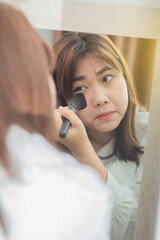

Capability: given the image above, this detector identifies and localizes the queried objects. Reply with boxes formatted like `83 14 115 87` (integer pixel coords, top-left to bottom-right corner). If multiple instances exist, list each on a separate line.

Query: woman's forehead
75 55 115 73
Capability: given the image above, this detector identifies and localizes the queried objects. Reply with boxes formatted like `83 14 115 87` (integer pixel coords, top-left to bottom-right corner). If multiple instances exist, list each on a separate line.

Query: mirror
35 27 160 240
36 28 155 239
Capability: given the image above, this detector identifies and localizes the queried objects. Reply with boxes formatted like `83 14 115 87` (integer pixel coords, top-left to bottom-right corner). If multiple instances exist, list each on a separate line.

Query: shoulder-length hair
53 32 144 165
0 3 55 175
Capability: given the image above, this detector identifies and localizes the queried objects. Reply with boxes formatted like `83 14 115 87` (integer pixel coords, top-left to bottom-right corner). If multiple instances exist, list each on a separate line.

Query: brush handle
59 92 86 138
59 118 71 138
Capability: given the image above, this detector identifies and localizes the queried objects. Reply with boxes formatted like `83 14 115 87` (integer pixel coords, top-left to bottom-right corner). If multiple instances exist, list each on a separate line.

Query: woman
0 4 112 240
52 32 149 240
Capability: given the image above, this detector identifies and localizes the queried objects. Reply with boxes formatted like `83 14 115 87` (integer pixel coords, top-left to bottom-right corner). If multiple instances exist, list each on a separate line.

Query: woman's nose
92 86 109 107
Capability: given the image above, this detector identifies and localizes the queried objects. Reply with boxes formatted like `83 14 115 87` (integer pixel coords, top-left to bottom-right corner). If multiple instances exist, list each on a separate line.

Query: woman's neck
86 128 116 152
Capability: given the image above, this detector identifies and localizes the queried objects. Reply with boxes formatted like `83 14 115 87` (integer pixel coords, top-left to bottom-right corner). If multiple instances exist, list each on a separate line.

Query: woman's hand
54 106 89 152
54 106 108 181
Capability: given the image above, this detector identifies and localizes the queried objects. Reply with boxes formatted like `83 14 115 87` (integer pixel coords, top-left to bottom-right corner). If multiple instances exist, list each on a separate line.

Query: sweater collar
97 138 115 159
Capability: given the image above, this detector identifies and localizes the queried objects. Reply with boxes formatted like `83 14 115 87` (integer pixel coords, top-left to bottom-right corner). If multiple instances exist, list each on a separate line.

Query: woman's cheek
123 84 129 106
120 83 129 114
76 108 86 119
123 84 129 100
76 107 89 123
118 77 129 105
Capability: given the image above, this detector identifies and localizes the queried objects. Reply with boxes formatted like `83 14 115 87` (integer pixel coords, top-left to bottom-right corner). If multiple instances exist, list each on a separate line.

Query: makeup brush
59 93 87 138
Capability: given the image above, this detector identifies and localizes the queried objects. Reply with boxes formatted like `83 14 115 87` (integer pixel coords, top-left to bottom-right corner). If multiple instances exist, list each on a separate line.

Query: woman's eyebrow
73 76 85 82
97 66 112 75
73 66 113 82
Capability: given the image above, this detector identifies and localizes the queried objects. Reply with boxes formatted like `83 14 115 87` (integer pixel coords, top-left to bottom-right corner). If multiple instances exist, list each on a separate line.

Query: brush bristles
68 93 87 110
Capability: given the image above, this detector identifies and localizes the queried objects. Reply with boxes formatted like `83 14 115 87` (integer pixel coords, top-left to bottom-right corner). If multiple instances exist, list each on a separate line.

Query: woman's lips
97 112 114 120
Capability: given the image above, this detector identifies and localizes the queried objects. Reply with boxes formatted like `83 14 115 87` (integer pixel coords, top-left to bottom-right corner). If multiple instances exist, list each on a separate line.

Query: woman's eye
102 75 112 82
73 86 86 93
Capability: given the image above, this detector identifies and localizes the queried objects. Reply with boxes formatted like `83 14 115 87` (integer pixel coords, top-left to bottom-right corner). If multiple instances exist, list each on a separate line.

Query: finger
53 109 63 131
54 109 62 120
58 106 82 127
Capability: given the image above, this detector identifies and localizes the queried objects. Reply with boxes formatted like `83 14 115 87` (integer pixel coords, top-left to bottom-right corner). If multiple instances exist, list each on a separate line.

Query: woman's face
48 75 57 110
72 55 128 136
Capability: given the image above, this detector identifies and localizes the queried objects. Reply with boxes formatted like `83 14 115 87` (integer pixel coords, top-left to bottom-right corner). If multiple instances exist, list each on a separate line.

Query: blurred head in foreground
0 3 56 174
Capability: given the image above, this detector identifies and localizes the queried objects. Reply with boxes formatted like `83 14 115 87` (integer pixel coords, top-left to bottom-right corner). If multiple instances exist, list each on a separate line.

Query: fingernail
59 106 64 112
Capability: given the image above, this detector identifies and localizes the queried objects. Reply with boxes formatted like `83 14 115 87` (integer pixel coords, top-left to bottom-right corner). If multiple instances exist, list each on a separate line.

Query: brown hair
53 32 144 165
0 3 55 175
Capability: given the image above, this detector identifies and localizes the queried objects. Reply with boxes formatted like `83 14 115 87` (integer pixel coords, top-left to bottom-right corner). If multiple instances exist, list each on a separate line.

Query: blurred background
37 29 156 111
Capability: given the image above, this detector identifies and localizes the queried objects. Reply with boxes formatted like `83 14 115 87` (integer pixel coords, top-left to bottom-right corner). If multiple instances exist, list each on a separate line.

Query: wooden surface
133 40 160 240
62 1 160 39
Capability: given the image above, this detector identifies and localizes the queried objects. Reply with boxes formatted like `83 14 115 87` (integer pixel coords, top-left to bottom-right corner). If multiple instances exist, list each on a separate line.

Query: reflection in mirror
37 28 156 110
37 29 152 240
